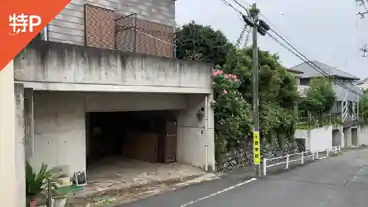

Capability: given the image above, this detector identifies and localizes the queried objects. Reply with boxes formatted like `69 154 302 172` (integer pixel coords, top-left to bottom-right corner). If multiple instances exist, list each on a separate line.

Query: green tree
176 22 300 155
299 77 336 115
223 48 299 144
359 89 368 121
175 21 235 66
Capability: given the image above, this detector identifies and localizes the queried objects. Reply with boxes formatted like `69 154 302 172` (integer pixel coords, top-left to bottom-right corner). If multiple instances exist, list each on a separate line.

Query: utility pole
242 3 269 177
250 3 261 177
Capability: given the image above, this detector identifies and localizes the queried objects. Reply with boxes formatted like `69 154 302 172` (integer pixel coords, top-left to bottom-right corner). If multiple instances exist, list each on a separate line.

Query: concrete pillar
207 93 215 171
341 132 345 148
0 60 18 206
15 83 26 207
24 88 34 159
342 127 353 148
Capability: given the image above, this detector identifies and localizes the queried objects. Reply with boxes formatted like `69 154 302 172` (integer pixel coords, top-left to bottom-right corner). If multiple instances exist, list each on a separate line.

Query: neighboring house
290 61 361 123
291 61 362 151
12 1 215 206
355 77 368 91
286 68 309 98
286 68 303 84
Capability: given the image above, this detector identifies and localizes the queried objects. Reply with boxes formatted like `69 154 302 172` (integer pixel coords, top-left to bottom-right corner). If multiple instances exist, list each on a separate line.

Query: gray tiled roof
356 77 368 85
290 61 359 80
332 84 361 101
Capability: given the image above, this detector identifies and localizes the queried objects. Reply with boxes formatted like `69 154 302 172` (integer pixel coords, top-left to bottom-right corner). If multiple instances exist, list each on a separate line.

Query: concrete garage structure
14 41 215 189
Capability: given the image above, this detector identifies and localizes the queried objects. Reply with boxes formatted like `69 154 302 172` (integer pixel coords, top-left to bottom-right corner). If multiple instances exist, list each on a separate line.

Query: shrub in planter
51 190 68 207
25 162 62 207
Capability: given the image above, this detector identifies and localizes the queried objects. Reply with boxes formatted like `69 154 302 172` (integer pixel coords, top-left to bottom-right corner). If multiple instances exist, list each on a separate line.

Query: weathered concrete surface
14 41 212 94
68 157 219 207
29 91 215 176
119 149 368 207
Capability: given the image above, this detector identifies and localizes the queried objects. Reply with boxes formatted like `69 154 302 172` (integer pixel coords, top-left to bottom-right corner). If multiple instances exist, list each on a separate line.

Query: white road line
180 178 257 207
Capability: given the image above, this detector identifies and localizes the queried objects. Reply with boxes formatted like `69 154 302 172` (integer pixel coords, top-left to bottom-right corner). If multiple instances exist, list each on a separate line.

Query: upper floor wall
45 0 175 57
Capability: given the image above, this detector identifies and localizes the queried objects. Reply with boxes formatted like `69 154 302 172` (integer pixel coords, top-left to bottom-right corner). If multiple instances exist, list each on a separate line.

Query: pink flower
211 69 224 77
223 90 228 94
224 74 229 79
228 74 239 82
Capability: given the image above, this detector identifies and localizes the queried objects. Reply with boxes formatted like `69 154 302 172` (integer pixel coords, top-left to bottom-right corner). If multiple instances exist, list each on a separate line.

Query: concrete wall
177 94 215 171
0 61 18 207
14 41 212 94
309 126 333 153
48 0 175 45
30 92 86 176
29 91 207 176
296 126 334 153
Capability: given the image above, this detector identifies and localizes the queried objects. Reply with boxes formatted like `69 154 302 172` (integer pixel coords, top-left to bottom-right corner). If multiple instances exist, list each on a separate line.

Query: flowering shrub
211 69 252 155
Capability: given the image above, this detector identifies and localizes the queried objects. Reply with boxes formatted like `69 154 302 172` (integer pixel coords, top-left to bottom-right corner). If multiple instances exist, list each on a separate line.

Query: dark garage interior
86 110 178 167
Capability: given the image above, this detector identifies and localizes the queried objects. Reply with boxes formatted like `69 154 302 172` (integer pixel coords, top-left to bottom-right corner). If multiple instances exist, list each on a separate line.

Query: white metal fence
262 145 341 176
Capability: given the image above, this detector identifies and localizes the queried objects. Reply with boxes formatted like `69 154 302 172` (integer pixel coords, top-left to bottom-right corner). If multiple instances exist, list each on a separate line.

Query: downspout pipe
204 95 209 171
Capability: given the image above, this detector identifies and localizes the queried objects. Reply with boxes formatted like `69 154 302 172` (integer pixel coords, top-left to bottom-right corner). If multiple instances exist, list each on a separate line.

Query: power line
220 0 244 15
230 0 250 15
228 0 362 96
268 28 362 96
221 0 361 96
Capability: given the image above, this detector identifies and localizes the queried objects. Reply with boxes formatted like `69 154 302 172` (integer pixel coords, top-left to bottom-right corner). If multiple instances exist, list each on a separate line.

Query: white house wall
29 91 197 176
0 62 19 207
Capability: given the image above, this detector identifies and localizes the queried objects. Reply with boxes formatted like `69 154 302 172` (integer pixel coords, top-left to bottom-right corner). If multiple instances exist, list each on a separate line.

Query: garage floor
72 156 206 198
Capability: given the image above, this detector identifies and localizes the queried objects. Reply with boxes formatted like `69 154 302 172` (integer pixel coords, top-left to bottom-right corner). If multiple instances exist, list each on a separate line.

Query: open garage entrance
86 110 178 166
332 129 341 147
352 128 358 146
83 109 206 195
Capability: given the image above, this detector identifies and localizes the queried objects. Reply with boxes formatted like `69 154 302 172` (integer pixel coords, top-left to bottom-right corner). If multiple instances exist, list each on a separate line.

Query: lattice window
85 4 174 58
116 14 174 58
85 4 115 49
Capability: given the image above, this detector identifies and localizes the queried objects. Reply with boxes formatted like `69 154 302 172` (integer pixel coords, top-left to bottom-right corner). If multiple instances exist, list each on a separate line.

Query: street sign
253 131 260 165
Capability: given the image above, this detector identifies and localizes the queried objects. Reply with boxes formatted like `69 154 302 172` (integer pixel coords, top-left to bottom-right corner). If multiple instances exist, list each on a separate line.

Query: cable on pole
221 0 362 96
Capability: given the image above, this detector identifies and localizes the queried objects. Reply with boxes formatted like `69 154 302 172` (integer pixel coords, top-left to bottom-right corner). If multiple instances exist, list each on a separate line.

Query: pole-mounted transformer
242 13 270 36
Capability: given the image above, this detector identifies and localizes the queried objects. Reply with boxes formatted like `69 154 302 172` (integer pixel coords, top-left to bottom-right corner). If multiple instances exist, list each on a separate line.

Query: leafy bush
26 162 62 200
211 68 252 156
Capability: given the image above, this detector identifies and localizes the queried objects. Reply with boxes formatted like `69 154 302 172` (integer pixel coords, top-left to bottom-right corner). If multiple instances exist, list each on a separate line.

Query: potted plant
25 162 62 207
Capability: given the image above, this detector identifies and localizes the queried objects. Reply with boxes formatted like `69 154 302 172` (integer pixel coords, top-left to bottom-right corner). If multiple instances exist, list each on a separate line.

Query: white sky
176 0 368 78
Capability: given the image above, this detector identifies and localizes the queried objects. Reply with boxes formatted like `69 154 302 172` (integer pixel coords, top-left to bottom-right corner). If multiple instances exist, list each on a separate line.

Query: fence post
338 145 341 152
263 158 267 176
316 151 319 159
301 152 304 164
312 152 315 160
205 144 208 172
285 154 290 169
326 148 329 157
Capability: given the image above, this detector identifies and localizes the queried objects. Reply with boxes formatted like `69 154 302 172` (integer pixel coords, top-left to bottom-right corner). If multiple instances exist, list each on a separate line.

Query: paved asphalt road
120 149 368 207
